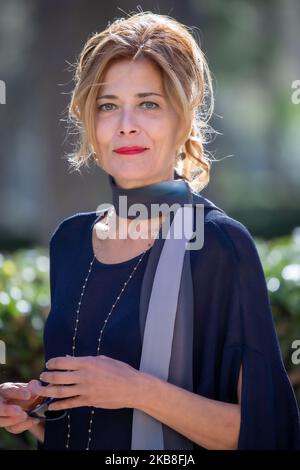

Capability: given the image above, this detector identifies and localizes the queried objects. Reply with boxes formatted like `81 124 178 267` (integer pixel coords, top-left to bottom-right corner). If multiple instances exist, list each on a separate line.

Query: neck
108 170 188 220
99 209 165 242
101 170 192 242
113 169 176 190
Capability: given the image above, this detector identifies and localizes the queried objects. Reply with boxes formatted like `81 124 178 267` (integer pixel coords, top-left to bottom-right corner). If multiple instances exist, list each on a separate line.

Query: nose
117 109 140 136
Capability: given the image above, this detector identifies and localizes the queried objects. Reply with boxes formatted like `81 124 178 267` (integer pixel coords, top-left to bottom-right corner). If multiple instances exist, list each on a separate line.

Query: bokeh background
0 0 299 450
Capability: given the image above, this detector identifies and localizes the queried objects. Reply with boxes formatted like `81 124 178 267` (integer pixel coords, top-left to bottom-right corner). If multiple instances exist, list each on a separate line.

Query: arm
33 356 242 449
134 365 242 450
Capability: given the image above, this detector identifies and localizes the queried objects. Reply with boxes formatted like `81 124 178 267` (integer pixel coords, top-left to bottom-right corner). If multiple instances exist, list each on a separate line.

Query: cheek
95 119 114 146
147 113 179 142
145 119 170 142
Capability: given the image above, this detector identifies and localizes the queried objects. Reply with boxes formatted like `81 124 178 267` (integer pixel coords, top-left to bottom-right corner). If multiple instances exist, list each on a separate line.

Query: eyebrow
96 92 165 100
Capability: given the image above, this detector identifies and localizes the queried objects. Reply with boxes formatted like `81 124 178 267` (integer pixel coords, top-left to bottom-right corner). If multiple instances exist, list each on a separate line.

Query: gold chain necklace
65 245 150 450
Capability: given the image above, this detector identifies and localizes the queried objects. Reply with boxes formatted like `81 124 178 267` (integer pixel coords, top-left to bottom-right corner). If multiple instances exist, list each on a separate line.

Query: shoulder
191 192 261 268
49 211 97 247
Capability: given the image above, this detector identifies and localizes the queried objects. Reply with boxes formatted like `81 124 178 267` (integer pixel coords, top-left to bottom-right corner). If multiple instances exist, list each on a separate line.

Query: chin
112 168 154 185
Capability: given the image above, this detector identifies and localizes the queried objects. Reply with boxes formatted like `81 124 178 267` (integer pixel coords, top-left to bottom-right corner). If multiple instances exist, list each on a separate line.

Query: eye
96 101 159 112
97 103 116 112
140 101 159 109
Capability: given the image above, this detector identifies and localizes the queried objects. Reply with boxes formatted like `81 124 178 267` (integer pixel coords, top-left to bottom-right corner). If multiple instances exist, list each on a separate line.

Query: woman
1 11 300 450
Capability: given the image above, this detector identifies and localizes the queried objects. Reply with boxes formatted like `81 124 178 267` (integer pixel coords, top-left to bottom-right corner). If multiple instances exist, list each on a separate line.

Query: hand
0 381 41 434
30 355 142 411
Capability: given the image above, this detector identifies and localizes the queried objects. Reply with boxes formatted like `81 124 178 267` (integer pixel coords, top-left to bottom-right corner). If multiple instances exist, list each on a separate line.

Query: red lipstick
113 146 148 155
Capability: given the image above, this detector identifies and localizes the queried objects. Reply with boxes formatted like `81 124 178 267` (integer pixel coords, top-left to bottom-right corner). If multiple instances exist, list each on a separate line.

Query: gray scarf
107 173 195 450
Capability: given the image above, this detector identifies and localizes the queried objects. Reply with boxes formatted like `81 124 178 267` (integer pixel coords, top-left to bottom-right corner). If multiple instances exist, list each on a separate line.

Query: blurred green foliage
255 228 300 391
0 232 300 449
0 248 49 450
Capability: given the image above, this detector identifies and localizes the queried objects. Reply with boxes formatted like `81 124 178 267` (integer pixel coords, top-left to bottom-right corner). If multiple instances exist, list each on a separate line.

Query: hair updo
67 10 217 193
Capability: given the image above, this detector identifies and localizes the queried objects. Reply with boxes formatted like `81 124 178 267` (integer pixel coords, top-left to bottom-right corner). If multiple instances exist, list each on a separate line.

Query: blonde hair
67 10 217 193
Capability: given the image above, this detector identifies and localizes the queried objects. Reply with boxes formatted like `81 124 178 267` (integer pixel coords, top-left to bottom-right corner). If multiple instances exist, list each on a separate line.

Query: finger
1 384 31 401
5 417 40 434
12 383 30 390
0 412 28 427
46 356 90 371
48 396 83 411
0 403 26 417
39 371 80 385
30 382 82 399
27 380 45 396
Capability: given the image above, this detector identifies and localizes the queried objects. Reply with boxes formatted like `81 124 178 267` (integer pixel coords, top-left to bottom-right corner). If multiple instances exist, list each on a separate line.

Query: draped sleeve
192 210 300 450
36 222 62 450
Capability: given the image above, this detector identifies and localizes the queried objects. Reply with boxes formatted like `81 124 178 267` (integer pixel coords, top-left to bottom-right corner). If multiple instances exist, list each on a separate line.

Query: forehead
100 57 163 92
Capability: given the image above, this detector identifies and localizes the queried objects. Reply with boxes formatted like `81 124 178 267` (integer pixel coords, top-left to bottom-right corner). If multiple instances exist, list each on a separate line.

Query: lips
113 146 148 155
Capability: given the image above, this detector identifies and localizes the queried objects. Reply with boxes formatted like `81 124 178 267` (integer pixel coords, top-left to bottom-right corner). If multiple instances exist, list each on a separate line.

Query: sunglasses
27 396 67 421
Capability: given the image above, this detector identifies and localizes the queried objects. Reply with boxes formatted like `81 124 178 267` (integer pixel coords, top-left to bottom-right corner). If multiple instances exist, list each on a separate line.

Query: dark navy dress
38 195 300 450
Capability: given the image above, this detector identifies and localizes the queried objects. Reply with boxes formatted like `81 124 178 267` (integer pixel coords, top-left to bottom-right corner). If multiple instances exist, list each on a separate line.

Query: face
94 57 183 189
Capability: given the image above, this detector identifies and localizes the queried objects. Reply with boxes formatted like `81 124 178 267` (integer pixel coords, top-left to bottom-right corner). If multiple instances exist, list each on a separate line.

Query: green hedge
255 229 300 393
0 231 300 449
0 248 49 450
